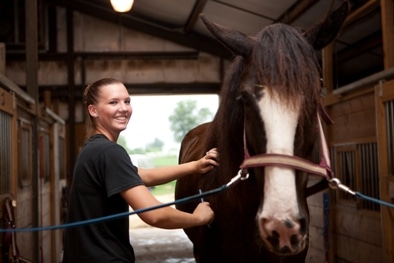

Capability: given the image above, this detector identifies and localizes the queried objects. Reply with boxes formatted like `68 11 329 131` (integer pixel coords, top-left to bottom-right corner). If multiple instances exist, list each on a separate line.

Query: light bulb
110 0 134 13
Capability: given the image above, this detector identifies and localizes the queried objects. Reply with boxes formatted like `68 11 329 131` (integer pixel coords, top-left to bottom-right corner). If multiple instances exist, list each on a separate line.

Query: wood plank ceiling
52 0 384 86
2 0 384 94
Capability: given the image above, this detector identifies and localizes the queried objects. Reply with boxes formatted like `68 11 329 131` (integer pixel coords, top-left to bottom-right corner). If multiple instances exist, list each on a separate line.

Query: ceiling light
110 0 134 13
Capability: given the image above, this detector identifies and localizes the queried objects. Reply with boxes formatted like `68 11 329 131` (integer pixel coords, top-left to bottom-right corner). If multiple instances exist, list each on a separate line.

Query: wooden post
379 0 394 260
25 0 40 262
376 80 394 263
322 43 334 94
381 0 394 68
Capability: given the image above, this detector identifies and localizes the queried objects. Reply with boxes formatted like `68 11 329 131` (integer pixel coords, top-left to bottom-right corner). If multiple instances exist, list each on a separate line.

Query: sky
120 94 219 152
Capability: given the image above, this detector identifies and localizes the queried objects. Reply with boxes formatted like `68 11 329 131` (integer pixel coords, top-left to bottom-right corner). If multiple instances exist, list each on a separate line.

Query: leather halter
240 103 334 181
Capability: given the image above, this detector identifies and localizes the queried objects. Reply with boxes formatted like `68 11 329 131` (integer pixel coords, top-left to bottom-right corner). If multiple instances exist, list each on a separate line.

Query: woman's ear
88 104 98 117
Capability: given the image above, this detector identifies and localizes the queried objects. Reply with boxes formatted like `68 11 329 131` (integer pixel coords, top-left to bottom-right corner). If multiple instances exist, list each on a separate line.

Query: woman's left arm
139 148 219 187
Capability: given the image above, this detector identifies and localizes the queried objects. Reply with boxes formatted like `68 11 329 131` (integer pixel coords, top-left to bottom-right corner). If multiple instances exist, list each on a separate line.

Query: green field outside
151 154 178 196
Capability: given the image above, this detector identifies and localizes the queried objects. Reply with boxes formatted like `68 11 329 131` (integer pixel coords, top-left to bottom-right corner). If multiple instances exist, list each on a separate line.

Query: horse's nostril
259 216 307 255
266 230 280 248
290 234 300 249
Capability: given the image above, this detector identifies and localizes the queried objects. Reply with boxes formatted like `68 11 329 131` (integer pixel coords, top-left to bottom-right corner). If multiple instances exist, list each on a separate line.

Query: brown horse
175 2 349 263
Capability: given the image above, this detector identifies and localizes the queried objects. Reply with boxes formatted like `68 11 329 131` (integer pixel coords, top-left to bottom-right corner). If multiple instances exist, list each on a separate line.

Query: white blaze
257 89 302 251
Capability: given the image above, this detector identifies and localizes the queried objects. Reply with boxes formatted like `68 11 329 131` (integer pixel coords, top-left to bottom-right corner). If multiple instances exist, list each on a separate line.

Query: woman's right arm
120 185 214 229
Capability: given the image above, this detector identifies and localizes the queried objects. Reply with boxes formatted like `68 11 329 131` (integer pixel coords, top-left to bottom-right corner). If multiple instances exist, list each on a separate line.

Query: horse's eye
254 84 266 99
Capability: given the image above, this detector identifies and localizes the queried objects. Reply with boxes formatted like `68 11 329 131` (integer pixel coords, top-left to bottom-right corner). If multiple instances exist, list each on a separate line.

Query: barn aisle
129 194 195 263
130 227 195 263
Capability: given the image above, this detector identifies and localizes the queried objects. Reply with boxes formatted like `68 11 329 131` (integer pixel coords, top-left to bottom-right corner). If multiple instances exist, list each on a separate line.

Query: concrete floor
130 227 195 263
129 194 196 263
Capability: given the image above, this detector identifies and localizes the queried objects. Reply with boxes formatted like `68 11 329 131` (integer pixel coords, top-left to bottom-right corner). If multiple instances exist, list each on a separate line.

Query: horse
174 2 350 262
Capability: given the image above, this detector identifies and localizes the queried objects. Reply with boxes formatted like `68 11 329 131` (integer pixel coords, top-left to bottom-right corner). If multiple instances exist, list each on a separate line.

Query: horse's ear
200 14 255 58
304 1 350 50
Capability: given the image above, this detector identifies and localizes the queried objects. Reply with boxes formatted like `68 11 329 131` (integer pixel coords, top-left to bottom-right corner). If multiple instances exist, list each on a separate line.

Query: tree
117 135 133 153
169 100 212 143
146 138 164 152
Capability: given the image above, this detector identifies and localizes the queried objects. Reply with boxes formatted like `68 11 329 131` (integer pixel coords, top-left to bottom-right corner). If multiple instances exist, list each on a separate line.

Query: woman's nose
119 102 129 111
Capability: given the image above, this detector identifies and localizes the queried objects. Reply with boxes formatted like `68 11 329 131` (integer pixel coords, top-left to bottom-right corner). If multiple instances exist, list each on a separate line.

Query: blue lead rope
0 184 228 233
328 177 394 208
1 175 394 233
355 192 394 208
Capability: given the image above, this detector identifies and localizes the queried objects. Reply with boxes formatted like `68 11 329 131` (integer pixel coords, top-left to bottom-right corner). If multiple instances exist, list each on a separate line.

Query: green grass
152 155 178 167
150 154 178 196
151 180 176 196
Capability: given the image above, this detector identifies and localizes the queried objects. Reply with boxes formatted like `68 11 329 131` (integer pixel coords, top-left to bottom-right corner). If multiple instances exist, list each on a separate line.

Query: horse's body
175 2 349 262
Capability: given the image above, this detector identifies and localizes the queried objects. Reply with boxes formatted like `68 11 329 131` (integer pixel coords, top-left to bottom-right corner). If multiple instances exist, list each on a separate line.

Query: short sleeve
98 144 144 197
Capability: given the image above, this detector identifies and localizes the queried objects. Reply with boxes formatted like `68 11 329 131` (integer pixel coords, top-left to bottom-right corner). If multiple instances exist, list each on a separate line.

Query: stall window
332 142 380 211
0 110 12 194
39 131 51 182
18 121 32 187
59 137 66 180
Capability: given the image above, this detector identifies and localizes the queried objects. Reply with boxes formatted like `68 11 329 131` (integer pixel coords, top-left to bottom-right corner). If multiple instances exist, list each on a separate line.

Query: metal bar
333 67 394 95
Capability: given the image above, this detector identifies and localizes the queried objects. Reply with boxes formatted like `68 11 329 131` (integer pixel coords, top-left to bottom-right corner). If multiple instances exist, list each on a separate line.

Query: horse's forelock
253 23 321 130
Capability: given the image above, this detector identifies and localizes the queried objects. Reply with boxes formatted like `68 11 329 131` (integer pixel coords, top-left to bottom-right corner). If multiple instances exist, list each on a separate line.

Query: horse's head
201 1 349 256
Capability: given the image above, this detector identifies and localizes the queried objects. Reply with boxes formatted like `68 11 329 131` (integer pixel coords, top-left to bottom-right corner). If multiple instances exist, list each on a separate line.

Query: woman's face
88 82 132 141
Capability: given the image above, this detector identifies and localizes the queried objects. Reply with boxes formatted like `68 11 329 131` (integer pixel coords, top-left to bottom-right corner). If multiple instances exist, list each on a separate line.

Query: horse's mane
205 56 246 176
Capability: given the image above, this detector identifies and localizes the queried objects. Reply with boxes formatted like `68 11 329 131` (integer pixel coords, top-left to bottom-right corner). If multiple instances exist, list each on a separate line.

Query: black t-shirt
63 134 144 263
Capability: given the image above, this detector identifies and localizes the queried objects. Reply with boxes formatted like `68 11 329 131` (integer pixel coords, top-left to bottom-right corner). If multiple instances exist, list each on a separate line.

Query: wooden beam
66 0 76 187
46 0 232 59
7 51 200 61
184 0 208 33
381 0 394 68
25 0 40 262
344 0 379 27
322 43 334 94
37 82 221 100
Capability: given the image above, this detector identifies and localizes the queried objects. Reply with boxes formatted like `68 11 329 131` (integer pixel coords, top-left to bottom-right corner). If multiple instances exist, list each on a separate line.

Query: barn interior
0 0 393 262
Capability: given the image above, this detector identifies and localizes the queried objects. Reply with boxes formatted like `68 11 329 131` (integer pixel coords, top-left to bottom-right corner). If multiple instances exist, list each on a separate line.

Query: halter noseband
240 102 334 181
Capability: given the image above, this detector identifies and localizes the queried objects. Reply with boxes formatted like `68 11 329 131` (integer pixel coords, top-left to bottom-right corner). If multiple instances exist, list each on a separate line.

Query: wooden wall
306 181 329 263
328 86 382 263
306 0 394 262
0 81 67 263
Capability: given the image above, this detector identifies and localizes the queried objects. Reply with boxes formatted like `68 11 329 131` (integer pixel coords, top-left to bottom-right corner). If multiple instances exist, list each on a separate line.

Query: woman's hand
195 148 219 174
193 202 215 225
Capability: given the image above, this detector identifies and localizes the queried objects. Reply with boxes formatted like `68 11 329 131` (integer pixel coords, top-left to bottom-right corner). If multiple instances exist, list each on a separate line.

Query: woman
63 78 218 262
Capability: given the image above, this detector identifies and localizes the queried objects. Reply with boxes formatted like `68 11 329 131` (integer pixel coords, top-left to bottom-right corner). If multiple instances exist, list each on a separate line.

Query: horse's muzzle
258 216 308 255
